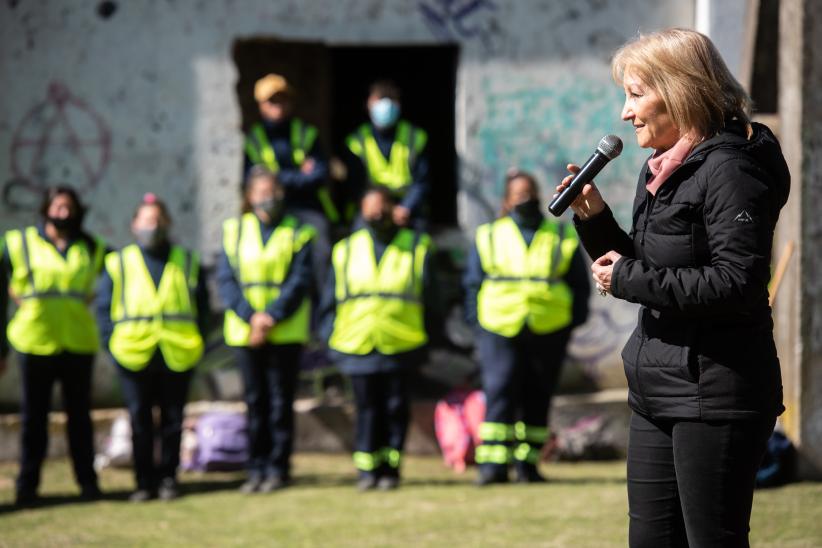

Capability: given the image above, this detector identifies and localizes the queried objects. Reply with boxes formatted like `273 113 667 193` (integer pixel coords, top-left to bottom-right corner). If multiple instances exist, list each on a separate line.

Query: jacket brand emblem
734 210 754 223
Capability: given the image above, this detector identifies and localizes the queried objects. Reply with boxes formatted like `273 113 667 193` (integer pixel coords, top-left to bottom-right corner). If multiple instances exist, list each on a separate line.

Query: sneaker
258 476 287 493
239 476 263 494
376 476 399 491
356 474 378 492
158 478 180 501
475 467 509 487
129 489 155 503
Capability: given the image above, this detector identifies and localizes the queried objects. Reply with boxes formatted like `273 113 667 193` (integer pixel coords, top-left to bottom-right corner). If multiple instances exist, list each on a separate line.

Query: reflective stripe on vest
244 119 339 223
345 120 427 195
107 244 204 372
222 213 315 346
328 228 429 356
476 216 578 338
4 226 104 355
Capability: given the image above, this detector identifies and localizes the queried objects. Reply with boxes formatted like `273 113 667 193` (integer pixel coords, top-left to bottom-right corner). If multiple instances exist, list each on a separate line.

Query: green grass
0 455 820 547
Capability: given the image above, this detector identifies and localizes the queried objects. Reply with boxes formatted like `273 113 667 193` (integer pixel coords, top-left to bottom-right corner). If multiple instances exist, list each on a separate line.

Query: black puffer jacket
575 121 790 421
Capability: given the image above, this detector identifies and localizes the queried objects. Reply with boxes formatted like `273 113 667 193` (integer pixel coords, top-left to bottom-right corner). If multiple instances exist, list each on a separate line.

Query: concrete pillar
695 0 760 88
776 0 822 478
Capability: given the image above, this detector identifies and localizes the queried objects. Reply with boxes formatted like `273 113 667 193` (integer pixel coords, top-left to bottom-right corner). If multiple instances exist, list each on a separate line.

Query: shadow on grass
0 473 627 515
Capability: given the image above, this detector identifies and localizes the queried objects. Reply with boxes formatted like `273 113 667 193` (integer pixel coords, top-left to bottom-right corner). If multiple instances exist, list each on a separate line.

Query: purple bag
191 412 249 471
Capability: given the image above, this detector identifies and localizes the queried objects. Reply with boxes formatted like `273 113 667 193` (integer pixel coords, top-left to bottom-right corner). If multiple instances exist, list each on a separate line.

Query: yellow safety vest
106 244 204 372
476 216 578 338
345 120 428 195
4 226 105 356
222 213 315 346
244 118 339 223
329 228 429 355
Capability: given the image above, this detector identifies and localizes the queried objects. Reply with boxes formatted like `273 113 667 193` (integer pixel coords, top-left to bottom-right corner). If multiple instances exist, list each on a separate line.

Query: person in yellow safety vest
463 170 591 486
318 186 441 491
244 73 335 291
95 194 209 502
216 166 315 494
0 186 107 506
343 79 430 229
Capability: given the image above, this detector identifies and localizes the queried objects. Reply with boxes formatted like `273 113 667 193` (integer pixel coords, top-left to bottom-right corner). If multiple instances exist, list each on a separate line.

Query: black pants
476 327 570 470
349 370 410 477
627 412 775 548
116 352 192 490
17 352 97 494
235 344 301 479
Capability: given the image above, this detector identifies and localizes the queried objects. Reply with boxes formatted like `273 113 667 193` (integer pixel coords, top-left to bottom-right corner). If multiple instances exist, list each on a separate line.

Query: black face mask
134 227 168 250
366 215 396 241
512 199 543 225
251 198 283 221
47 215 80 233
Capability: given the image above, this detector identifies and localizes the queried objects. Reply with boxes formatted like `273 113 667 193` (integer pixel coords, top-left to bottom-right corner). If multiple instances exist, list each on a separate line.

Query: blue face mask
369 98 400 129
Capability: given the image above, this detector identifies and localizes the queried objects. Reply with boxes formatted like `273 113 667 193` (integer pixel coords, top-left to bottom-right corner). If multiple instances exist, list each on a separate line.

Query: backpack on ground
190 411 249 472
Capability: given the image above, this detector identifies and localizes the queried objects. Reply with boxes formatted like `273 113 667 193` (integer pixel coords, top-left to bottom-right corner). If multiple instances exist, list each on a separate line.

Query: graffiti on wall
418 0 503 53
460 75 646 376
3 81 111 211
472 76 641 221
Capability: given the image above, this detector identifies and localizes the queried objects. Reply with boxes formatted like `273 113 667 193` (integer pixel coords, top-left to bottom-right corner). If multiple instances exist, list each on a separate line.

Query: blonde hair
611 28 751 139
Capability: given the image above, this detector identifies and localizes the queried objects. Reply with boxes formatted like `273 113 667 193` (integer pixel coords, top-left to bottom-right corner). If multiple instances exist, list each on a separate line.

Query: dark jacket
462 212 591 332
574 121 789 421
243 118 329 213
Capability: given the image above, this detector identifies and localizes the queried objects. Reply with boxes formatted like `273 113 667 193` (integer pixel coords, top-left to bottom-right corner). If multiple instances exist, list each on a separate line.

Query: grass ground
0 454 820 547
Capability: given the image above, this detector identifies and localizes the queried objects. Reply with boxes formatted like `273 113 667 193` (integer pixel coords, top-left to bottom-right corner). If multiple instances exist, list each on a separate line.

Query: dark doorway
232 39 332 148
232 40 459 227
329 45 459 226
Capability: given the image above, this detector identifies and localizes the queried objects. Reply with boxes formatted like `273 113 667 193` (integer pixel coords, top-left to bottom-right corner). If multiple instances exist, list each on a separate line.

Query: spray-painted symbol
4 81 111 210
418 0 502 53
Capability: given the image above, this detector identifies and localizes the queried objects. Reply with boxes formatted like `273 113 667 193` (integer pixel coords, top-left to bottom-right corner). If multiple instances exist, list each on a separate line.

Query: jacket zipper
633 152 705 411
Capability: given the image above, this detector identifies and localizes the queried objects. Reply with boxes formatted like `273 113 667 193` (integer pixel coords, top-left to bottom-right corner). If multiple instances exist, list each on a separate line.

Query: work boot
14 489 39 507
239 475 263 494
475 465 509 487
80 483 103 501
356 473 378 492
129 489 155 503
515 461 547 484
258 475 287 493
158 478 180 501
376 475 400 491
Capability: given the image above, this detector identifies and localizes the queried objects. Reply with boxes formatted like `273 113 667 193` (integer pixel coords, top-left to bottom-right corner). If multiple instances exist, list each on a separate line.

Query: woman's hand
592 250 622 295
556 163 607 220
249 312 275 347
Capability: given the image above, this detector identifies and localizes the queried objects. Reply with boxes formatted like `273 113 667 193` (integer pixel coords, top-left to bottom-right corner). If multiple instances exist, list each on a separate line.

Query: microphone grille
597 134 624 160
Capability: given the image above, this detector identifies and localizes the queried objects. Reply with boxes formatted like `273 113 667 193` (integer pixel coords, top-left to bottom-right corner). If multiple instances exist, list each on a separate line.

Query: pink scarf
646 136 695 195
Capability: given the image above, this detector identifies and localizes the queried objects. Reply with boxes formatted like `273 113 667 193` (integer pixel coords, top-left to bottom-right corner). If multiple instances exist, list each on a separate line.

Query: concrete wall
0 0 695 406
776 0 822 478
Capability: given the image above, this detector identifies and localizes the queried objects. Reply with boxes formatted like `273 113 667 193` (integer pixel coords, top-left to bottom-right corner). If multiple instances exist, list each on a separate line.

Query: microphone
548 134 623 216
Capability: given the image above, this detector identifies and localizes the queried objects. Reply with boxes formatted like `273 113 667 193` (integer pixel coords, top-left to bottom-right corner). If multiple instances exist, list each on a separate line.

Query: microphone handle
548 151 610 216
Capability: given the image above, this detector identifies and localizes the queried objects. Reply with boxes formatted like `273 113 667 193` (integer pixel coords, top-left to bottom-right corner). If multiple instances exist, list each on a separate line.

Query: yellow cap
254 74 292 103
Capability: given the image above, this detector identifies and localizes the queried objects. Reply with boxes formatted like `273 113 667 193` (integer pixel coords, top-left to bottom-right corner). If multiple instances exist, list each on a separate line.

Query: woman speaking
558 28 789 547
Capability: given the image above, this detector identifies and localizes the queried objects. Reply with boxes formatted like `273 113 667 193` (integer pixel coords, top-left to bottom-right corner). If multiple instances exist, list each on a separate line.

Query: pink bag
434 389 486 472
